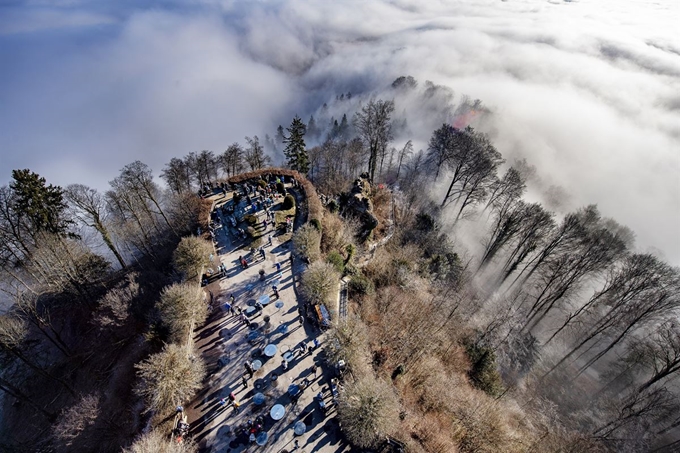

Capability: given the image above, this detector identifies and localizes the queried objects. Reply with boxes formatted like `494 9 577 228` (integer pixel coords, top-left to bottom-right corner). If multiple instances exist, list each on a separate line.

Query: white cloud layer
0 0 678 262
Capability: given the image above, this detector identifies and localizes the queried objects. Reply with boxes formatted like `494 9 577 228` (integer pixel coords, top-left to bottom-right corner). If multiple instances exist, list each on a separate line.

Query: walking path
186 186 351 453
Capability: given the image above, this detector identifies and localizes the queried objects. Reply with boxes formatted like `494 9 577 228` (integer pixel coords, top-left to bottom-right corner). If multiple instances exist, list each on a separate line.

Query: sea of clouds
0 0 678 262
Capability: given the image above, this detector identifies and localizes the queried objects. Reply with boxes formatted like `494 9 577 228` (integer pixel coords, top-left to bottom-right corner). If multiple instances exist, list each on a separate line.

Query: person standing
282 359 288 371
233 401 240 413
242 375 248 388
268 235 273 247
260 247 266 261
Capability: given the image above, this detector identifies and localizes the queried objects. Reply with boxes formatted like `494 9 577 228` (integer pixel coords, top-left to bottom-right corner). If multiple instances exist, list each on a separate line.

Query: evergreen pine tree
339 113 349 140
276 125 286 148
10 169 73 236
307 115 319 141
283 116 310 174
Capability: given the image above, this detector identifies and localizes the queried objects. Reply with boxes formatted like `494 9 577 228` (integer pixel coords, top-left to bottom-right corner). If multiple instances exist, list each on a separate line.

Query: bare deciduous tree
336 375 400 448
0 314 75 395
52 393 100 449
300 261 339 306
292 224 321 263
123 429 197 453
157 283 207 343
353 99 394 183
244 136 272 171
135 343 205 416
161 157 193 195
65 184 126 269
219 143 245 178
172 236 213 281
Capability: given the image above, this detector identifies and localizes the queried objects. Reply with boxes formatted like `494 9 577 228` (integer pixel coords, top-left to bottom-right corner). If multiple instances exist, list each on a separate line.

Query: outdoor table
259 294 271 306
270 404 285 420
293 421 306 436
253 392 265 405
247 331 260 341
252 359 262 371
288 384 301 397
245 306 256 316
278 324 288 334
274 301 284 309
256 432 268 446
283 351 294 362
264 344 278 357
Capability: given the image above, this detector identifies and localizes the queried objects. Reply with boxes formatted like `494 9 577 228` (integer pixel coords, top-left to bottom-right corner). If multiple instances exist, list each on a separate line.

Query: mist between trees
0 75 678 452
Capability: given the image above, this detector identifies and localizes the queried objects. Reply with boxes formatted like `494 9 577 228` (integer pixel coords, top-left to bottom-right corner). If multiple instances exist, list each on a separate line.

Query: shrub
327 199 339 213
464 340 504 397
135 344 205 417
320 213 346 254
349 274 374 296
157 283 208 343
336 375 400 449
243 214 258 225
173 237 213 281
276 182 286 195
257 179 267 188
310 218 322 232
345 243 356 265
282 194 296 210
124 429 197 453
293 224 321 263
301 261 339 306
327 250 345 274
250 236 263 249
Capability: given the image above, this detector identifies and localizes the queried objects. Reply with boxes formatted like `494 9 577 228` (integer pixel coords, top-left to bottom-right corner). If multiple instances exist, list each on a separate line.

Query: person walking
233 401 240 413
282 359 288 371
259 247 266 261
272 285 279 299
268 235 273 247
242 375 248 388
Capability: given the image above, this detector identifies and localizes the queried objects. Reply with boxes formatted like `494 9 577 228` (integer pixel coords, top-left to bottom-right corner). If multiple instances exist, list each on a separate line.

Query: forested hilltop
1 77 679 453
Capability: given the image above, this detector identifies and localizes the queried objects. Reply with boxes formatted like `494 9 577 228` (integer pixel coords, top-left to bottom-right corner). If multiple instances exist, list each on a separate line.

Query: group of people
219 391 240 413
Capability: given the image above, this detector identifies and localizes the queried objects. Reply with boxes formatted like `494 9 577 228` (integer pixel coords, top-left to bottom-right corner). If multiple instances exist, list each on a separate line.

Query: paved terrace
186 186 351 453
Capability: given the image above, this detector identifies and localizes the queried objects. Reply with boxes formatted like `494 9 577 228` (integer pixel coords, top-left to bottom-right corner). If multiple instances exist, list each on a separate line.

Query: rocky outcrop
341 175 378 241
